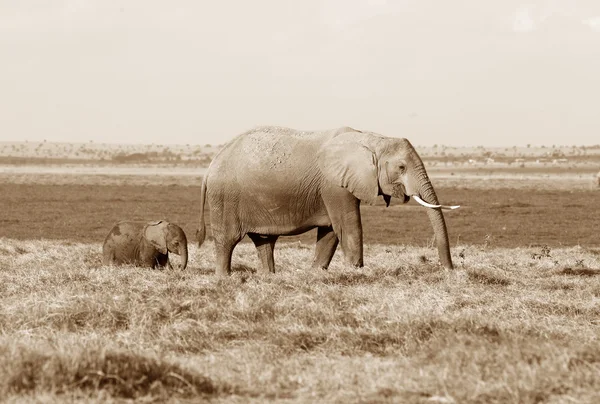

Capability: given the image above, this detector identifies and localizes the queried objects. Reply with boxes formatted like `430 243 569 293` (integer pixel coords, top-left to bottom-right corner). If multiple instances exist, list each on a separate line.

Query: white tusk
412 195 460 210
441 205 461 210
412 195 441 208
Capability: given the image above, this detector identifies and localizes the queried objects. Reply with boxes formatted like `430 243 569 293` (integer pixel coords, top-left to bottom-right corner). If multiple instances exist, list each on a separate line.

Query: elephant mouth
391 183 410 204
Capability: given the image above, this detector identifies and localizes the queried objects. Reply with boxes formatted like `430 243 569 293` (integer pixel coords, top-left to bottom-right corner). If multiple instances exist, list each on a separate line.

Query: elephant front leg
155 253 170 269
325 194 364 268
335 221 364 268
312 226 338 270
248 233 278 274
102 249 115 266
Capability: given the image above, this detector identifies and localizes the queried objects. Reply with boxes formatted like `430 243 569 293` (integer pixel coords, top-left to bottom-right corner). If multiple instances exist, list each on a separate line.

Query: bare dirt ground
2 176 599 248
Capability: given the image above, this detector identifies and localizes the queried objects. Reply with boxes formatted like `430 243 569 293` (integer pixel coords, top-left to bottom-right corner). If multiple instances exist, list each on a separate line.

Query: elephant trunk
179 243 188 270
415 168 453 269
168 224 189 270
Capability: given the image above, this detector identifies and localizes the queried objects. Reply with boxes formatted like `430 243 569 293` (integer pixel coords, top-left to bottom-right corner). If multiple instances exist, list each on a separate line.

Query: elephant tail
196 173 208 248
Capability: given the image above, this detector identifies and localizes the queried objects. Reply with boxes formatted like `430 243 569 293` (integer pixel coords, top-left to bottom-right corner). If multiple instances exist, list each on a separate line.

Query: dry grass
1 238 600 402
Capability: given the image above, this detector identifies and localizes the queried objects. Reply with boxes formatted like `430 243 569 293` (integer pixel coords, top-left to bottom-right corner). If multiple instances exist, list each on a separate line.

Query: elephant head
318 130 458 269
144 221 189 269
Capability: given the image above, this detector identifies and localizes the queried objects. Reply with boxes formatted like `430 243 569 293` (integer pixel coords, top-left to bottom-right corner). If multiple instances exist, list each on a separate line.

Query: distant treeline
0 154 212 166
111 151 212 164
425 154 600 164
0 156 98 165
1 152 598 167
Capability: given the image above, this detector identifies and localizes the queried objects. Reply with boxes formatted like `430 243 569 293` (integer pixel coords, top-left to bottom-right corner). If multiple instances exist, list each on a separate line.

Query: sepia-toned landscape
3 0 600 401
1 141 599 402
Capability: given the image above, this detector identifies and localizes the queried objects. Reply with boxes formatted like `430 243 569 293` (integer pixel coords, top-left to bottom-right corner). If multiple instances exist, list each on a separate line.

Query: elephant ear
317 133 379 204
144 221 168 254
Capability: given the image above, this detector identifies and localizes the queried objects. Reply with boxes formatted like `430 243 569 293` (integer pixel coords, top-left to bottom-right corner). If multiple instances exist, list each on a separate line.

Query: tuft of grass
320 271 377 286
2 347 227 400
560 267 600 277
531 244 552 260
467 268 512 286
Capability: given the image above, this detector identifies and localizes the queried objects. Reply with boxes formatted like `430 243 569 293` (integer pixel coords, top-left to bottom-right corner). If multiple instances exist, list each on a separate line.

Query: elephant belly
242 204 331 236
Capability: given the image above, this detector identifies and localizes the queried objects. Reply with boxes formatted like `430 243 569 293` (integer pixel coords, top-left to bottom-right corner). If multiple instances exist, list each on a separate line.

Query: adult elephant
197 126 458 276
102 220 188 269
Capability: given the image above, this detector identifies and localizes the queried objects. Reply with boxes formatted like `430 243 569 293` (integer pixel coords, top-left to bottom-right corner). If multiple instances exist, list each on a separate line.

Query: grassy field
1 239 600 402
1 165 600 402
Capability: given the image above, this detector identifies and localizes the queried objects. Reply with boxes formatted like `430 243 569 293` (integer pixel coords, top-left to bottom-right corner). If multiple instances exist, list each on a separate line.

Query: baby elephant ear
317 133 379 204
144 221 168 254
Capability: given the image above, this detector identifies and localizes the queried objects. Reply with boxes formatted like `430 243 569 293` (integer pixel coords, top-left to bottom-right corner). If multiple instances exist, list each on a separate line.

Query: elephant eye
398 165 406 173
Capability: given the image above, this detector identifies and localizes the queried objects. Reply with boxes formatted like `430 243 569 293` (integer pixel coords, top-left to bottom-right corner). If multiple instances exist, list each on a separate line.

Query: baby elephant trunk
168 224 189 270
178 243 188 270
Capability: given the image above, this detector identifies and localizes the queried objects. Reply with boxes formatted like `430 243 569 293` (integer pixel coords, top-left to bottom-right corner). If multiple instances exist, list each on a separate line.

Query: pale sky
1 0 599 146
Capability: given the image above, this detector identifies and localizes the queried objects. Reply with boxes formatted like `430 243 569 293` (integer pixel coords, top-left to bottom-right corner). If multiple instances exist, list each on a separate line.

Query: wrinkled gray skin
197 126 454 276
102 220 188 269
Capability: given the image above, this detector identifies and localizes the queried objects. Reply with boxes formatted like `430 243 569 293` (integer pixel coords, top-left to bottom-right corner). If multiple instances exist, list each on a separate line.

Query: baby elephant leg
155 253 170 269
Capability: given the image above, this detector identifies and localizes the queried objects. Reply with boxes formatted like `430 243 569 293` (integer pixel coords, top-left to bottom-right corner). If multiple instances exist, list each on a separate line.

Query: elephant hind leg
214 235 243 276
248 233 278 274
312 226 339 270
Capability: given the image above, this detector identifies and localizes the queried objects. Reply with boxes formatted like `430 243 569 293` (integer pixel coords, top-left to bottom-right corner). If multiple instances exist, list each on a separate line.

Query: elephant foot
311 261 329 270
344 256 364 268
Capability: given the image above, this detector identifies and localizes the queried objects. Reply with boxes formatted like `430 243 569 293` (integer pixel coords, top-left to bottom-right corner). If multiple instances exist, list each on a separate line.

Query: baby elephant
102 220 188 269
